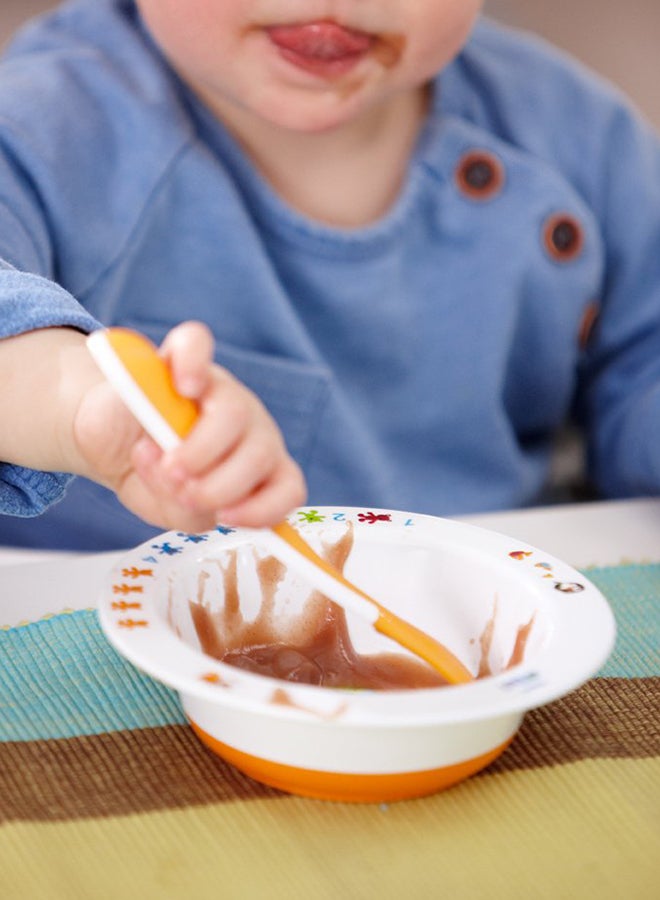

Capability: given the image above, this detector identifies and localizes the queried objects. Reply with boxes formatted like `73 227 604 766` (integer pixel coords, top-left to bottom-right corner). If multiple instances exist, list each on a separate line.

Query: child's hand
75 322 306 532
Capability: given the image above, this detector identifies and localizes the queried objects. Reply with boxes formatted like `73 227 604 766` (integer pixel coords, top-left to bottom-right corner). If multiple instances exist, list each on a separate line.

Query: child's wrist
0 327 98 475
57 335 112 481
55 333 107 478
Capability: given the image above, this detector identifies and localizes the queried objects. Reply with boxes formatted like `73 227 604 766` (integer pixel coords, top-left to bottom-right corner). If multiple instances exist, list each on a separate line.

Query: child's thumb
160 320 214 398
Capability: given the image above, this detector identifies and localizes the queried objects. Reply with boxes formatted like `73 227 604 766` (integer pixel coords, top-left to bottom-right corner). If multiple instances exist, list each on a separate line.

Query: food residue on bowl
186 526 536 691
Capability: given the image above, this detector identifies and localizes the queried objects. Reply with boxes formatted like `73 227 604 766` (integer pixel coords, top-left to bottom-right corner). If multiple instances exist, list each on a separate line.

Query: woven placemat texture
0 563 658 899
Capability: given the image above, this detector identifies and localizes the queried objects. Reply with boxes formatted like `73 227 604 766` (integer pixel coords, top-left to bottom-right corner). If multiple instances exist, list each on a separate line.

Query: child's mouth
266 21 374 78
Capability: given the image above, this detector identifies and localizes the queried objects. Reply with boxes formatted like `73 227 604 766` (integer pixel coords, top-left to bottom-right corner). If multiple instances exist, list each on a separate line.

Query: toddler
0 0 659 550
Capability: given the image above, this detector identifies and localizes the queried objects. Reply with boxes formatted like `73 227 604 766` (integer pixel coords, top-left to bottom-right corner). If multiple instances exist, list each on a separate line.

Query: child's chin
257 97 364 135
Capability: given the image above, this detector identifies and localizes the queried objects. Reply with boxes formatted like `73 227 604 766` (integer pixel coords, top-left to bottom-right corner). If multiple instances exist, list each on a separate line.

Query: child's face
137 1 483 132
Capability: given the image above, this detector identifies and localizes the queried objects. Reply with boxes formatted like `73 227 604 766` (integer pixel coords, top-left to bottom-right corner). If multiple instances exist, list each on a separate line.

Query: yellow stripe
1 757 657 899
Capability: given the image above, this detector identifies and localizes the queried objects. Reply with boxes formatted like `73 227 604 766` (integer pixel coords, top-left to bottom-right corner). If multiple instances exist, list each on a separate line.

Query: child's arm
0 322 306 530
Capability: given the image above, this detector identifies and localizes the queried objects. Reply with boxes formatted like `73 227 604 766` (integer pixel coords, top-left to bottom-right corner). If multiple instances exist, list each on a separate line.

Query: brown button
543 214 584 262
455 151 504 200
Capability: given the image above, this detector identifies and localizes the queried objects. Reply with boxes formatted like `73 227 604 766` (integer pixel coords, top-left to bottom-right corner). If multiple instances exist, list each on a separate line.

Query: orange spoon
87 327 473 685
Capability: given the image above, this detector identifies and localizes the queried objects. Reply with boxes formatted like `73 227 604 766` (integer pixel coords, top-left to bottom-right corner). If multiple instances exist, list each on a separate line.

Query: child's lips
266 21 374 77
267 22 373 59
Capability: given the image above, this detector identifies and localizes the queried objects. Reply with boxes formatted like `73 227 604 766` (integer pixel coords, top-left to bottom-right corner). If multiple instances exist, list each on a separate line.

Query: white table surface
460 496 660 568
2 497 660 629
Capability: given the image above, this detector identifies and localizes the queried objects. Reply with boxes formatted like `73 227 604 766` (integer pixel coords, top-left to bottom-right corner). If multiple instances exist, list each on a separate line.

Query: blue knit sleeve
572 102 660 496
0 265 100 517
0 466 73 517
0 264 100 516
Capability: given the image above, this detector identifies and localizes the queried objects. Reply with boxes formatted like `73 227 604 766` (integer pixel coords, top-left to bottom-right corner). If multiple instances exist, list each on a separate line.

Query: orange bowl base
189 720 513 803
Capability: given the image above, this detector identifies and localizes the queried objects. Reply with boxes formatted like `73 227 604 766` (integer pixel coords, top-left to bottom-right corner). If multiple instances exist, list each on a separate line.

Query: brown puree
188 526 535 691
218 603 448 690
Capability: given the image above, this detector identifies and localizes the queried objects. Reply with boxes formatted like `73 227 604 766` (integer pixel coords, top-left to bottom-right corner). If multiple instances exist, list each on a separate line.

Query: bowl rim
98 506 616 726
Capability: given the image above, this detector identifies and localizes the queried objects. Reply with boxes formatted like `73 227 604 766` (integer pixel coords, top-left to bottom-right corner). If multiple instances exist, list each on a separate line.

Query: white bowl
98 507 615 802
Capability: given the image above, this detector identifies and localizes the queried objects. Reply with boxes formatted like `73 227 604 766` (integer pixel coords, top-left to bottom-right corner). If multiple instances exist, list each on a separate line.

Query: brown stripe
1 677 657 822
491 676 659 773
0 719 280 822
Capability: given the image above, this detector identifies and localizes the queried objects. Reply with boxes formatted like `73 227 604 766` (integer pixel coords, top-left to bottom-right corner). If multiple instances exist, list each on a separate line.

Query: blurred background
1 0 659 128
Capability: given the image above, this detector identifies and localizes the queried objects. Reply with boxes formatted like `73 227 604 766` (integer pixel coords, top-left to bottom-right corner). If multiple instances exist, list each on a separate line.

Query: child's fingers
159 320 214 398
129 435 305 530
119 468 220 535
127 339 307 529
130 434 164 472
164 373 264 477
216 459 307 528
128 437 218 531
177 425 289 511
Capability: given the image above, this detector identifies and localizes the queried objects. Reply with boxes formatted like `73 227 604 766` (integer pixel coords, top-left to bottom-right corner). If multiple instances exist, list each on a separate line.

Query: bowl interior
100 507 616 729
160 519 550 685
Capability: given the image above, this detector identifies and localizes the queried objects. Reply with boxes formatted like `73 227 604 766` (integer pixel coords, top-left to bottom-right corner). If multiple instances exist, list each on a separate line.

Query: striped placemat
1 564 658 899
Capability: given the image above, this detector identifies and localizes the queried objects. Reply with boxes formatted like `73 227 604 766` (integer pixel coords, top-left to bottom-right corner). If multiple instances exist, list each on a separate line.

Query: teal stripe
0 563 657 742
584 564 660 678
1 610 185 741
